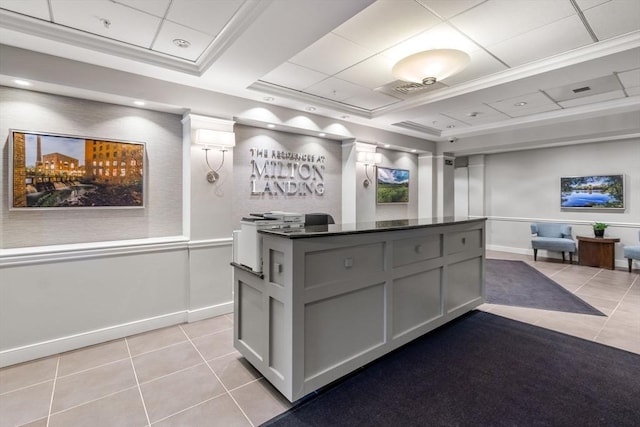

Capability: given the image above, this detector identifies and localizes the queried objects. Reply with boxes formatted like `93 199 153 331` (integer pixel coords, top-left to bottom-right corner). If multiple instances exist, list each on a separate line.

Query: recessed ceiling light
306 107 316 112
263 96 274 102
267 124 275 128
514 101 527 107
173 38 191 48
467 112 479 117
14 79 31 86
446 125 455 129
411 149 417 153
384 144 390 148
133 101 145 106
318 132 326 137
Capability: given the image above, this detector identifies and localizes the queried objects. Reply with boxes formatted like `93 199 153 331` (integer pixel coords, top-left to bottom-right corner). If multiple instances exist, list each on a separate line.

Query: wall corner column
468 154 486 217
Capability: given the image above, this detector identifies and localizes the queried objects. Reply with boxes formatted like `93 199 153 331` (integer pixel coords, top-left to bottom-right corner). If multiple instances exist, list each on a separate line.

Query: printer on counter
233 211 305 273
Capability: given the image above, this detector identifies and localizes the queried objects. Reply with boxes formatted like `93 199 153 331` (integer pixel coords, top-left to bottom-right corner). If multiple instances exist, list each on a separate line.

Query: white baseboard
487 245 633 269
187 301 234 323
0 311 187 368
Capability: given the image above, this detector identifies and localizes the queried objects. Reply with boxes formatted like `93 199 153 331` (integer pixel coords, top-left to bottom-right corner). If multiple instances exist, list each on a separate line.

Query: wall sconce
196 128 235 183
356 151 382 188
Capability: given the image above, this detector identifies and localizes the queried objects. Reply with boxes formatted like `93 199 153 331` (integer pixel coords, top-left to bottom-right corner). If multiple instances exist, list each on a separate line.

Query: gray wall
232 125 342 226
483 138 640 262
0 87 183 248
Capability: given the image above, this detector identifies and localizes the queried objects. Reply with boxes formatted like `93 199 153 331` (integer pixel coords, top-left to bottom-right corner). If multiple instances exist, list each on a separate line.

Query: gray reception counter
232 217 486 401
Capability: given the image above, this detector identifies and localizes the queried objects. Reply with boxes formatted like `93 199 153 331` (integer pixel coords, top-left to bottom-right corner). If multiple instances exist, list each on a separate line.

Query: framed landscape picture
377 166 409 204
9 129 145 209
560 174 624 210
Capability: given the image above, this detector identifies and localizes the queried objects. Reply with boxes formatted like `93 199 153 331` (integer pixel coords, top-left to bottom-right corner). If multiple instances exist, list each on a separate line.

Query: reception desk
232 217 486 401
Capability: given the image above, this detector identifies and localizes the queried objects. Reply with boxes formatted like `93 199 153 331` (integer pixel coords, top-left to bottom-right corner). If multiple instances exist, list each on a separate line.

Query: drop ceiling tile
342 91 402 110
487 15 592 68
443 104 511 125
50 0 161 48
440 49 507 86
583 0 640 40
503 103 562 118
383 22 480 63
261 62 328 91
417 0 486 19
153 20 214 61
449 0 576 46
289 33 374 76
558 90 625 107
304 77 369 101
0 0 50 20
165 0 242 37
489 91 558 115
545 74 623 102
114 0 171 18
336 54 395 89
410 114 470 131
575 0 609 11
618 68 640 89
332 0 441 52
627 87 640 96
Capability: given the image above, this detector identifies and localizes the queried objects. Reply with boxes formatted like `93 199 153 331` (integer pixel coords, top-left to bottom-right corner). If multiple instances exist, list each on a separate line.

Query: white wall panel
0 245 188 366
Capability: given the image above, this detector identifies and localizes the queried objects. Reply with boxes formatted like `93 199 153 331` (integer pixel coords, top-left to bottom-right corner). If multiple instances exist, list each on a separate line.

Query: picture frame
9 129 145 209
376 166 409 204
560 174 624 210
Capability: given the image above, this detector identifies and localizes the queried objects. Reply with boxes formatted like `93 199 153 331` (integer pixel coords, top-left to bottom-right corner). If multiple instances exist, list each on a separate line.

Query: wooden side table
577 236 620 270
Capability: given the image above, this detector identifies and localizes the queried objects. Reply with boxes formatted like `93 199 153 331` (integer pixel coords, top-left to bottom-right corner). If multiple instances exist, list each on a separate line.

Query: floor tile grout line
148 391 228 425
55 355 132 380
125 337 152 427
47 385 140 417
136 360 209 386
179 324 256 427
129 326 233 359
45 355 59 427
0 377 57 396
593 274 640 341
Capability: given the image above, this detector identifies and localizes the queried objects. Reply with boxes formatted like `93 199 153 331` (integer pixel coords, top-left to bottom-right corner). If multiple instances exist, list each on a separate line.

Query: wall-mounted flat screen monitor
560 174 624 210
377 166 409 204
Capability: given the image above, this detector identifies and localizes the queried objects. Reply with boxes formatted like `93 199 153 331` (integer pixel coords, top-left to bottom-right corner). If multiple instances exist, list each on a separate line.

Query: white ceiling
0 0 639 154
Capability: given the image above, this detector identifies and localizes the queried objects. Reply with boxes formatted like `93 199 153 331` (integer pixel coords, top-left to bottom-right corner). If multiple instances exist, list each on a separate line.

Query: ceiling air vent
376 80 448 99
572 86 591 93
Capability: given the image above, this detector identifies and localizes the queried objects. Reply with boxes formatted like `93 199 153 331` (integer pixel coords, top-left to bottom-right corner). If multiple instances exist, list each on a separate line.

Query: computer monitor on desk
304 213 335 226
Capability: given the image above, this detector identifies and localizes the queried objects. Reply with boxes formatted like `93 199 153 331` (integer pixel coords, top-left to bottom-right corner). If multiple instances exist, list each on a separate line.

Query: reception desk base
233 218 486 402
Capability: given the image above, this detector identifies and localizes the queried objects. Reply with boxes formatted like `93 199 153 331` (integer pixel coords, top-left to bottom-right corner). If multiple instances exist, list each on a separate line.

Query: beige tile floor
1 250 638 427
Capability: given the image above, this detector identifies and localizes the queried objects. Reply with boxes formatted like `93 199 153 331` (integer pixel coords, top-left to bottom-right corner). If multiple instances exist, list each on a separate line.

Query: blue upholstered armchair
623 231 640 272
530 223 576 264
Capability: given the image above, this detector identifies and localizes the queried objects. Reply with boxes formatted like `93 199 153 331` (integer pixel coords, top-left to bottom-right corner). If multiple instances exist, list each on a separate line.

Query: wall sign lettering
249 148 325 196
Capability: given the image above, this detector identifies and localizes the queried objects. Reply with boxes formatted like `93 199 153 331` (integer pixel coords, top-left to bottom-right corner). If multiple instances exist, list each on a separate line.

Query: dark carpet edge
260 310 639 427
486 259 606 316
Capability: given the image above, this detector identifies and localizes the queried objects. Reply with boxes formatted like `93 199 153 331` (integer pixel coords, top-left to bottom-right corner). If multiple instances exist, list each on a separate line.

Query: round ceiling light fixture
173 38 191 48
514 101 528 107
392 49 470 85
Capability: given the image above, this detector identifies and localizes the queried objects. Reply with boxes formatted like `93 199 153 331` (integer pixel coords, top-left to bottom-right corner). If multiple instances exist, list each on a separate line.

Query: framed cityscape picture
9 129 145 209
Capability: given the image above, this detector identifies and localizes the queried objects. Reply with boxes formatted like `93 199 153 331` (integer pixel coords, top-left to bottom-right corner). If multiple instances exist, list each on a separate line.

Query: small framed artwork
560 174 624 210
9 129 145 209
377 166 409 204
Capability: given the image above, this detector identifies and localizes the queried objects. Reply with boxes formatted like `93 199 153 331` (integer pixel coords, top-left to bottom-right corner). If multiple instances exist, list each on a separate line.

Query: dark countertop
258 217 486 239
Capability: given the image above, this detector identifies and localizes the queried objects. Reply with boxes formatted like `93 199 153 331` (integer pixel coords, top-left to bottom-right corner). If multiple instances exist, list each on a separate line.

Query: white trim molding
0 311 187 368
